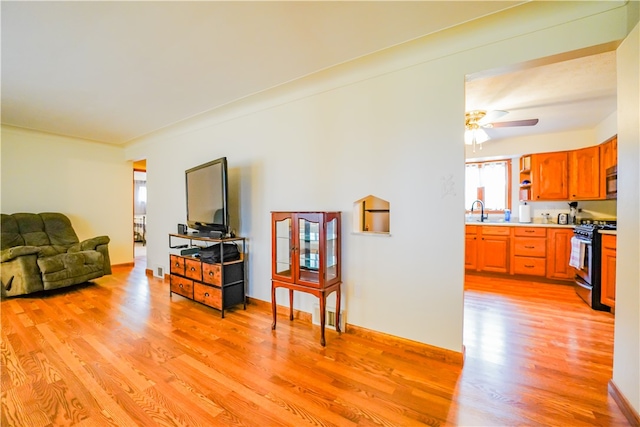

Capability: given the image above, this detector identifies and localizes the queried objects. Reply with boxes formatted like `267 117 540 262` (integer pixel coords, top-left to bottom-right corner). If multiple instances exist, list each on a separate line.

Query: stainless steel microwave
606 165 617 199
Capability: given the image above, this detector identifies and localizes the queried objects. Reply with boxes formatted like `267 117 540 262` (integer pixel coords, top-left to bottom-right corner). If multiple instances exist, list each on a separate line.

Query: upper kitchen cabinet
569 145 601 200
601 136 617 170
526 140 611 201
531 151 568 200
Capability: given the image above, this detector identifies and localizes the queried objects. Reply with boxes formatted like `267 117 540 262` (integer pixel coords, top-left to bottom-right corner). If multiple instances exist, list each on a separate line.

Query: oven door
574 238 594 306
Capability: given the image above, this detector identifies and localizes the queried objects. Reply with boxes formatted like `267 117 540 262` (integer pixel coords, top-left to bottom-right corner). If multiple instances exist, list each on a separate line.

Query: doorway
462 49 617 366
133 160 147 263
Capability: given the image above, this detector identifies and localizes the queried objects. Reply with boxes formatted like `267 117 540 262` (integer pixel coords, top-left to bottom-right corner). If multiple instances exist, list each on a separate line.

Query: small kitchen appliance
557 213 569 225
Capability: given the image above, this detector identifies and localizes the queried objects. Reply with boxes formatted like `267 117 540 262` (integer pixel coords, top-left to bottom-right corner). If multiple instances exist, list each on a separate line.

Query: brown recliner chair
1 212 111 297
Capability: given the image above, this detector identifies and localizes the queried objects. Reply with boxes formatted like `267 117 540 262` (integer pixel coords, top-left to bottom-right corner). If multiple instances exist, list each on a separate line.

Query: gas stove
577 219 617 230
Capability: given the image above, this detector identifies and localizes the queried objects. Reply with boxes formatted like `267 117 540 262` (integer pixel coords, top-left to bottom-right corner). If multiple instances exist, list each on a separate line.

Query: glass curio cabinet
271 212 341 346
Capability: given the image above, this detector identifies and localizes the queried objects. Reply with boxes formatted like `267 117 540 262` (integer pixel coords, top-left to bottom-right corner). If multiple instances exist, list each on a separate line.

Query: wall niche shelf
353 195 390 234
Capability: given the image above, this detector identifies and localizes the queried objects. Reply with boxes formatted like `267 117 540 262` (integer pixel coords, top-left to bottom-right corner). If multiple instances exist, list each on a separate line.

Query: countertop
465 220 575 229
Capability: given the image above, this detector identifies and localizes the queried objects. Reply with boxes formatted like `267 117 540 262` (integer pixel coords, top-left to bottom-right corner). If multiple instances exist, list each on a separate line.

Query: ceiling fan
465 110 539 151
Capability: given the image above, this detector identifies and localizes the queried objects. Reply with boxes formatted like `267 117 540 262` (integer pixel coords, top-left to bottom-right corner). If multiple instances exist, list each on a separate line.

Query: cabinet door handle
190 267 195 271
175 263 180 267
208 272 213 276
525 245 535 249
525 265 534 268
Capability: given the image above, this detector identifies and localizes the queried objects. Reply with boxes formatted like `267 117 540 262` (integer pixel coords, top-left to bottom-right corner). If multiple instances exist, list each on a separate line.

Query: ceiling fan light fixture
464 127 489 144
465 110 490 151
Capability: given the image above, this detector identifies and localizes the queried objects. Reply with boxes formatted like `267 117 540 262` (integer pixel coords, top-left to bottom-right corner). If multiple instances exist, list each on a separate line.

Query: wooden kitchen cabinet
600 135 617 198
569 145 601 200
271 211 341 346
478 226 510 274
465 226 509 274
465 225 478 271
600 234 617 308
601 136 617 170
531 151 569 200
512 227 546 276
465 225 575 282
546 228 575 281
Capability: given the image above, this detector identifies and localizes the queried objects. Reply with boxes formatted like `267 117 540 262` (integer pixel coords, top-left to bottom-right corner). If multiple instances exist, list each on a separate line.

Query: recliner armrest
68 236 110 252
1 246 41 262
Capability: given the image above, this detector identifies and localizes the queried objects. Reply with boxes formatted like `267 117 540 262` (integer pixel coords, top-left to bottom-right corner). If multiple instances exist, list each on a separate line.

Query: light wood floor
1 261 630 426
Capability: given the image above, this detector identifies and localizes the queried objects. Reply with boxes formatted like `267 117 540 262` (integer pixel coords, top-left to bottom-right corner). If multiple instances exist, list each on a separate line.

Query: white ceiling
465 50 617 142
1 1 616 146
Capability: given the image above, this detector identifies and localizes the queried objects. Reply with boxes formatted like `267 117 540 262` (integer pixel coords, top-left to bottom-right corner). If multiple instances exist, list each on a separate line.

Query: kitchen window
465 160 512 212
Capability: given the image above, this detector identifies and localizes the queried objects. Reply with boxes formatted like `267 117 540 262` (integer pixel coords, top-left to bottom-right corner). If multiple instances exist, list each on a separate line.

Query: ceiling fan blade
477 109 507 125
489 118 539 128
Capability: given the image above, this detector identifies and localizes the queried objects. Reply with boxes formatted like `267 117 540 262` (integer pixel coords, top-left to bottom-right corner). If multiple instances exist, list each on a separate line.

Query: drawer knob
525 265 534 268
205 293 210 297
525 245 535 249
190 267 195 271
175 263 179 267
179 284 183 288
209 272 213 276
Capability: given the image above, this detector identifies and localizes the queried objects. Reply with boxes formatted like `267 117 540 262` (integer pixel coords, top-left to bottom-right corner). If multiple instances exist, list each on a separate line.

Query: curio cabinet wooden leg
289 289 294 321
271 283 277 330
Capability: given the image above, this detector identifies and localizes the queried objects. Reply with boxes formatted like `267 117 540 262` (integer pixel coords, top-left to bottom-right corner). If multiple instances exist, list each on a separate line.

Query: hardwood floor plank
35 323 140 427
0 262 631 426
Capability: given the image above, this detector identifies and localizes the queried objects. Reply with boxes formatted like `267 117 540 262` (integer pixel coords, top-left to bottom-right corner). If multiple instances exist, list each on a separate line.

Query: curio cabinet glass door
271 212 341 289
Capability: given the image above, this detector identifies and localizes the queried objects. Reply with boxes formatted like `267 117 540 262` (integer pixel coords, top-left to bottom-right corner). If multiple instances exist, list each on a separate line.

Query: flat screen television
185 157 229 236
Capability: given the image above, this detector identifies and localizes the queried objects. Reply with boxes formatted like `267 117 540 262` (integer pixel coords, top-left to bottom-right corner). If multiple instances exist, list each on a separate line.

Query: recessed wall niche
353 195 390 234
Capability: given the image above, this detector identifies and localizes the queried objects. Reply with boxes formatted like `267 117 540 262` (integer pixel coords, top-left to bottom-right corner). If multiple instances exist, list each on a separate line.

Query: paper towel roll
519 204 532 223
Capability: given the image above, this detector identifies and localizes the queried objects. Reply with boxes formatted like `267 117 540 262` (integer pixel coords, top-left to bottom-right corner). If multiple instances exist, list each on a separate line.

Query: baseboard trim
247 296 311 322
112 262 134 268
609 380 640 426
144 269 170 280
246 297 464 365
346 324 465 366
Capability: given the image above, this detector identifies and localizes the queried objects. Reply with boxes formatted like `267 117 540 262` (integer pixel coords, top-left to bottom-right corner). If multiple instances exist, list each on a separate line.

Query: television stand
168 233 246 318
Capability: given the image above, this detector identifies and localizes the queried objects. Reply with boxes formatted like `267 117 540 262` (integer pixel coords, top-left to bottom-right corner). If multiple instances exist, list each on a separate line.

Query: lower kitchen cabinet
546 228 575 280
512 227 546 276
600 234 617 308
473 226 510 274
465 225 478 271
465 224 574 282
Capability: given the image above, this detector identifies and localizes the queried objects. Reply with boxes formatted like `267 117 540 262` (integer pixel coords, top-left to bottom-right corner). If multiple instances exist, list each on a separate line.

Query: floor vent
312 304 346 331
154 266 164 278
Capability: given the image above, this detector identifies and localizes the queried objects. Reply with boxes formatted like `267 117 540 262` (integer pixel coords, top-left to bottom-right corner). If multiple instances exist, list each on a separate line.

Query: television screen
185 157 229 235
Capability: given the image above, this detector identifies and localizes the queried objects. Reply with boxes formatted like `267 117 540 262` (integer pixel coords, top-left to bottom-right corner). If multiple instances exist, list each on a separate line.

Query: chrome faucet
470 199 487 222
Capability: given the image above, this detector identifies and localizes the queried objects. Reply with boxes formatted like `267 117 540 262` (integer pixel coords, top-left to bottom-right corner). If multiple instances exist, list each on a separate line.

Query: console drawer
170 255 185 275
202 263 221 286
170 275 193 298
514 257 546 276
194 283 222 309
184 258 202 281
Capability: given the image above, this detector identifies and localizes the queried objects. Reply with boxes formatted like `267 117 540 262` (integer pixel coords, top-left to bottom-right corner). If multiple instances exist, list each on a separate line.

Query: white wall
1 126 133 265
613 20 640 416
124 1 632 354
